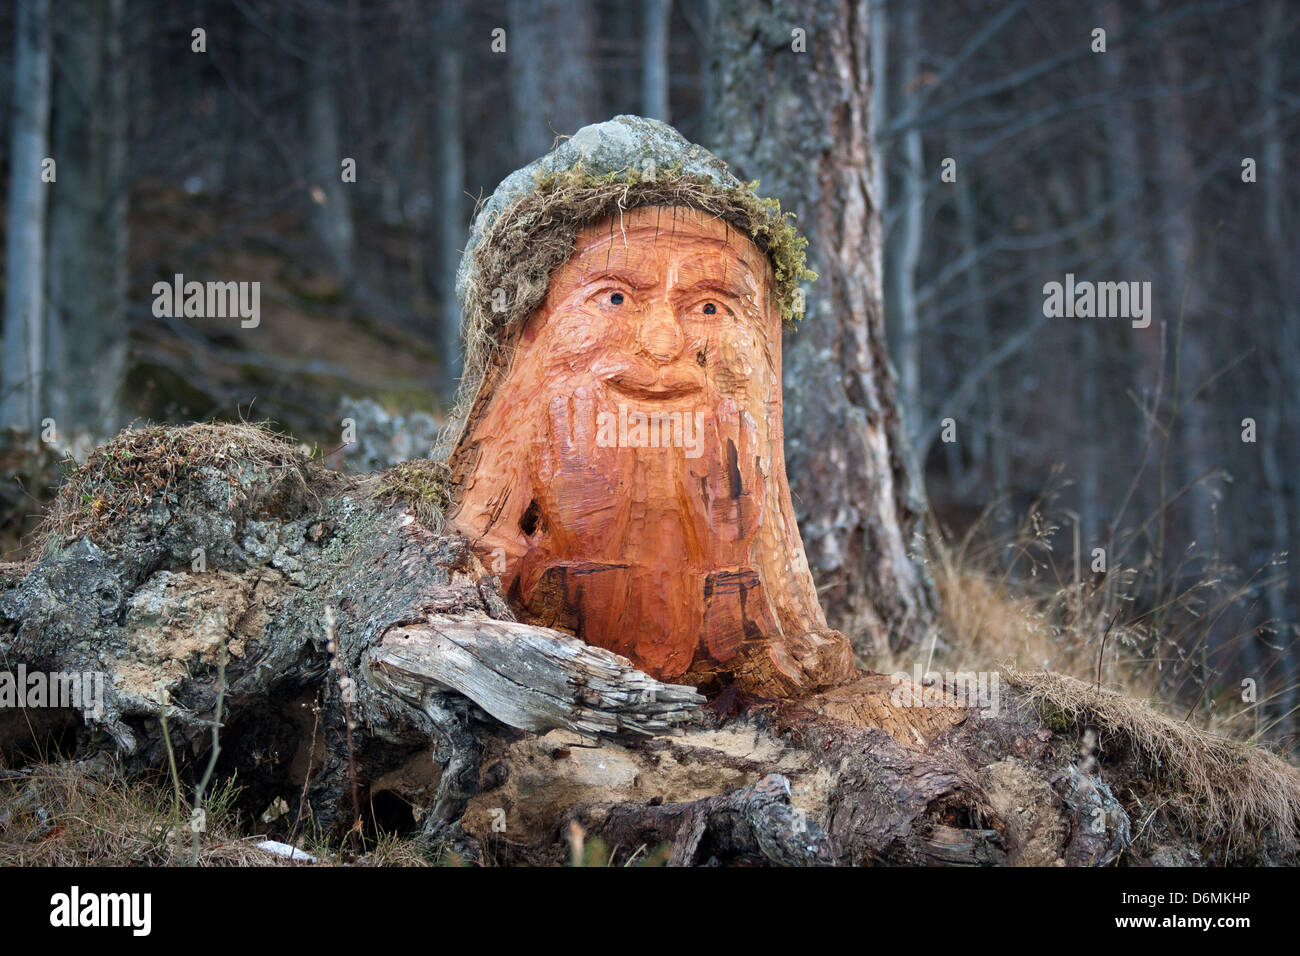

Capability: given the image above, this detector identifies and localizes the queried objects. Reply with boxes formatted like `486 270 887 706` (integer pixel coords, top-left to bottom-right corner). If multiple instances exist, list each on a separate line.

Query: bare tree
1 0 53 434
45 0 129 439
710 0 937 656
305 12 356 285
1257 0 1297 743
884 0 924 451
643 0 672 121
507 0 600 162
437 0 467 389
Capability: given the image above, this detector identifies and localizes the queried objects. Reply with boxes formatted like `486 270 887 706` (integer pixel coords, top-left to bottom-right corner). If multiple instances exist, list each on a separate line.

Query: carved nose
638 300 685 364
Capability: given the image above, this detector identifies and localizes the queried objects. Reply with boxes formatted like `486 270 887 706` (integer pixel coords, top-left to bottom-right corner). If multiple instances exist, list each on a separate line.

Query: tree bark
708 0 937 657
45 0 129 440
1 0 53 435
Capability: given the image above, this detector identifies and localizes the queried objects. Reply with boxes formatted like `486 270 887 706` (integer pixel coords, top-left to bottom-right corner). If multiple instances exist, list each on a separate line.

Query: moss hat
442 114 813 460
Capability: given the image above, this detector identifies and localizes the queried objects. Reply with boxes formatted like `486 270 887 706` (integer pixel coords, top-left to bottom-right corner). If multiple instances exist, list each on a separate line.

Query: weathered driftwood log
2 424 1298 865
370 616 705 738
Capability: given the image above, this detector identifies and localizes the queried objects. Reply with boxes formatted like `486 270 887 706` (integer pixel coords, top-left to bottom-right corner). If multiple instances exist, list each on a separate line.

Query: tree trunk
507 0 600 162
1099 0 1154 555
884 0 925 453
1143 3 1244 686
305 15 356 285
45 0 129 441
1257 0 1297 746
708 0 937 658
642 0 672 122
1 0 53 435
436 0 467 391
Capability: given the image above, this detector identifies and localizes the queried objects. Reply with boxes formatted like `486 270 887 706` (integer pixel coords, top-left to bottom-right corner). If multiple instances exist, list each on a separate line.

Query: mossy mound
375 458 453 532
1009 671 1300 860
39 422 313 552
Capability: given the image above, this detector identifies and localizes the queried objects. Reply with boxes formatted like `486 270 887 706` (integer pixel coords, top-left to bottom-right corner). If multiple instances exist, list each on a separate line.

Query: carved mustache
592 354 706 399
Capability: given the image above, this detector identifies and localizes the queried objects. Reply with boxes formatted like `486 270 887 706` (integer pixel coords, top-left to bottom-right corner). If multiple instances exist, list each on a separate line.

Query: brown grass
924 487 1295 746
0 760 432 867
919 487 1300 856
1008 671 1300 854
0 761 278 866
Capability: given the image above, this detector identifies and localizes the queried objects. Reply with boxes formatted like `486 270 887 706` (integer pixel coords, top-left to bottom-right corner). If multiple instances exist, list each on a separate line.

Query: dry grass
924 488 1296 746
1008 671 1300 854
0 759 433 867
919 487 1300 856
0 760 277 866
38 421 309 553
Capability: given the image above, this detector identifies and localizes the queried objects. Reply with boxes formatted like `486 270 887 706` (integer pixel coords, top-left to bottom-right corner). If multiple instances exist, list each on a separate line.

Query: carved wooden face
451 205 850 692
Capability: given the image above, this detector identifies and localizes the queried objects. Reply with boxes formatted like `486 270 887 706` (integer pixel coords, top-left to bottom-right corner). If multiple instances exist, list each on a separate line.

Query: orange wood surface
450 206 854 697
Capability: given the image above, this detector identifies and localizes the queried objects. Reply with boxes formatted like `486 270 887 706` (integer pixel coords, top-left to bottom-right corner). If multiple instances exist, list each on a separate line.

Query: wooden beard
449 206 854 697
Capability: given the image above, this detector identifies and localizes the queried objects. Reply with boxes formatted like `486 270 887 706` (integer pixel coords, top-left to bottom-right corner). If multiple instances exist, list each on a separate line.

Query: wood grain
369 613 704 738
449 206 855 697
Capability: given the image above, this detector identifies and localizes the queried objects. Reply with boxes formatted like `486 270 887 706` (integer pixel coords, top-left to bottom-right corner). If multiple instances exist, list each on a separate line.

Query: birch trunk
0 0 53 435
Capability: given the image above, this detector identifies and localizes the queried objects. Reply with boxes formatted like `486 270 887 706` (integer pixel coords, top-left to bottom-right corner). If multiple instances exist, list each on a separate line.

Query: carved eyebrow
675 252 758 276
673 254 757 293
583 269 657 291
671 276 751 301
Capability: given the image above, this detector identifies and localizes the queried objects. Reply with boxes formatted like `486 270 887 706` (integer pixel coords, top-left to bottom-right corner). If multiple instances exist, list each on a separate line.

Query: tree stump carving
449 205 855 698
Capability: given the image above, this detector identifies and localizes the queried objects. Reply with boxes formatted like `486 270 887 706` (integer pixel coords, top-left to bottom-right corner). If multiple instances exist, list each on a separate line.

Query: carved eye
587 287 632 310
691 299 731 319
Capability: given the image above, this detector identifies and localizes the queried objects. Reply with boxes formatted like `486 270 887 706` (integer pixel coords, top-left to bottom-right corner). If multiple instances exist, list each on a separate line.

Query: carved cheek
536 304 614 365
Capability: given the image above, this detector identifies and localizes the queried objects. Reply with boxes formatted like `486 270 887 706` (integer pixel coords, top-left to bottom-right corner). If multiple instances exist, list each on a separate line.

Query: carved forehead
559 206 772 289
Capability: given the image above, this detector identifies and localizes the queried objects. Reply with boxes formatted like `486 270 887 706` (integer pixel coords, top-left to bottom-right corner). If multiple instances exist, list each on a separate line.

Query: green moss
1039 700 1077 733
375 459 452 530
528 165 816 326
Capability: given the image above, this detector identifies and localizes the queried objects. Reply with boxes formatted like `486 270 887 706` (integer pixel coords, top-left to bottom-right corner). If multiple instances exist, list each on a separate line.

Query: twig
1095 610 1122 692
190 638 229 866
